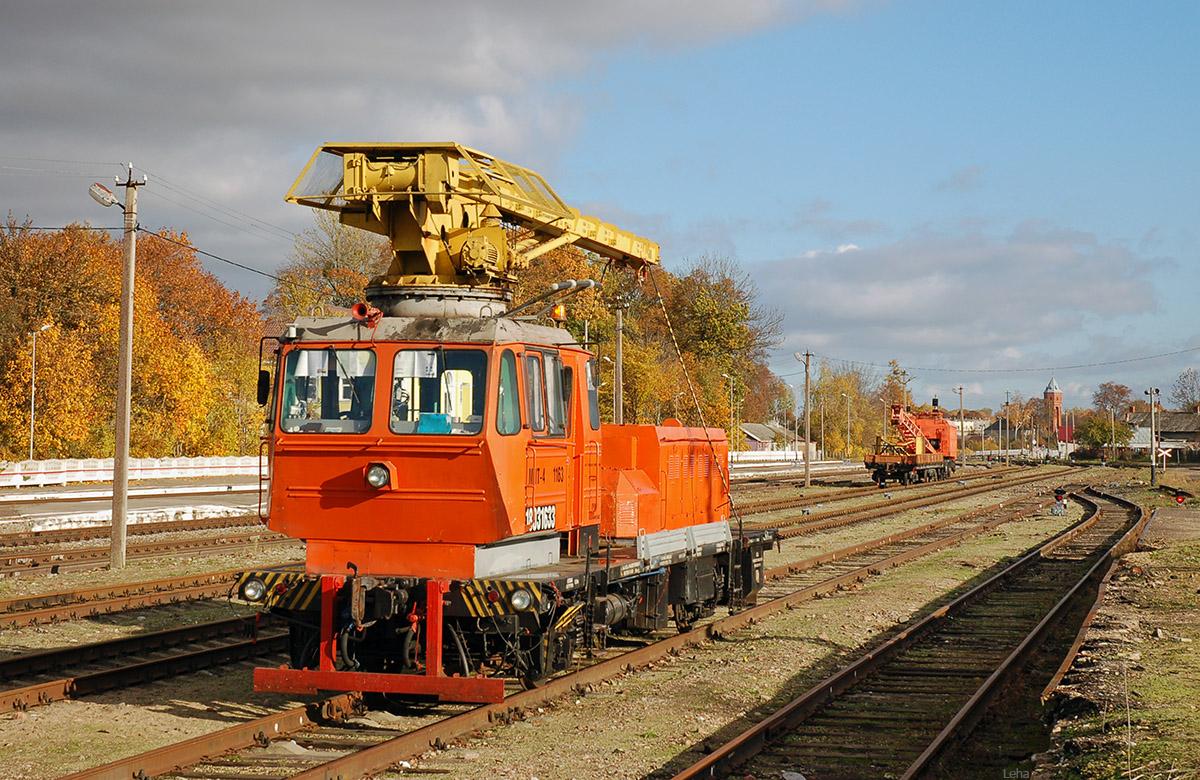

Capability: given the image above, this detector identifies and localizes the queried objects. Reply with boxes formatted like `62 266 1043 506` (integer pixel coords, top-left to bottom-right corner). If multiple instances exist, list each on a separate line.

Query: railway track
673 488 1149 780
757 488 1067 600
55 475 1088 780
733 466 1022 516
0 513 262 548
0 530 300 578
745 466 1071 539
0 567 276 628
0 616 286 711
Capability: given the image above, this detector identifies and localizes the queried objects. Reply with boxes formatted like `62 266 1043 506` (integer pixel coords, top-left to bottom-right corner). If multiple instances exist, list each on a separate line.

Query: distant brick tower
1044 377 1063 439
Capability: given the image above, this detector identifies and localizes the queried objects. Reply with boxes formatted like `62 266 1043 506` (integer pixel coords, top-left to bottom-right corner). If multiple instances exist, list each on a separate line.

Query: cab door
522 350 571 536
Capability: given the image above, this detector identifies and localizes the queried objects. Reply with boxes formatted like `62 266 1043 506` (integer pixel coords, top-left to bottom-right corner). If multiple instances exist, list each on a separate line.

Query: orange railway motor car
233 144 773 703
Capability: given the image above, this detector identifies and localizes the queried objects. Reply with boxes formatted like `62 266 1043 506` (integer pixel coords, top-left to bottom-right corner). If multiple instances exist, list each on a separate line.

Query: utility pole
91 166 145 570
801 350 811 480
1145 387 1159 486
955 386 964 467
613 302 625 425
801 352 811 484
111 165 145 569
1110 406 1115 462
1004 390 1011 467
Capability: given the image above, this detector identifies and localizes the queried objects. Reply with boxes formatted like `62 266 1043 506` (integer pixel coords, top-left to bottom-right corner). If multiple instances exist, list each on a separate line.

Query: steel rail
59 694 362 780
0 615 271 677
0 568 251 627
735 466 1024 516
0 531 299 577
1 620 288 712
668 488 1144 780
59 480 1077 780
0 483 258 508
0 514 262 549
1039 505 1156 702
3 583 231 628
761 489 1061 586
899 488 1149 777
760 467 1070 539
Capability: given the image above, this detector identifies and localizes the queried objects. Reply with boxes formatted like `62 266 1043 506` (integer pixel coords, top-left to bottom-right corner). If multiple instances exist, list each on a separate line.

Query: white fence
2 450 829 489
730 447 818 465
0 456 264 489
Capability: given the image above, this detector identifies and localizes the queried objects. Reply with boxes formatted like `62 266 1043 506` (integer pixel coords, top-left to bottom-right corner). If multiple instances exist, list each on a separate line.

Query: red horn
351 302 371 321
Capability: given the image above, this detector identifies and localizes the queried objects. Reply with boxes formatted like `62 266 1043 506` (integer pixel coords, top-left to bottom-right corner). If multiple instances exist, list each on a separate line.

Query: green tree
1074 414 1132 451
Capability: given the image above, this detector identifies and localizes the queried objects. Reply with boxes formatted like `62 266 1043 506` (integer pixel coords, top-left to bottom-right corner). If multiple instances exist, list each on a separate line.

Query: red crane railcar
864 399 959 486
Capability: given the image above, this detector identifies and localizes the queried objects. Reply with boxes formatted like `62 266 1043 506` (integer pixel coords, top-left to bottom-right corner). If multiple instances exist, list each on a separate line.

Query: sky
2 0 1197 414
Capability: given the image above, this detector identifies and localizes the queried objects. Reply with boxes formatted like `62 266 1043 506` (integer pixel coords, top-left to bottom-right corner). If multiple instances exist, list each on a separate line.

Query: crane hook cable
647 267 741 526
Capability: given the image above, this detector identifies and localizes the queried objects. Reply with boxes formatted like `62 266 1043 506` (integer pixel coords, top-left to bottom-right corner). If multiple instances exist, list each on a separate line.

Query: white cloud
1 1 854 297
756 220 1167 371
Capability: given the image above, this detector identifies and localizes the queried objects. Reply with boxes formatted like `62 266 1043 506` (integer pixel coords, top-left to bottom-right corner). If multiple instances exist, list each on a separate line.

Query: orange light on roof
550 303 567 322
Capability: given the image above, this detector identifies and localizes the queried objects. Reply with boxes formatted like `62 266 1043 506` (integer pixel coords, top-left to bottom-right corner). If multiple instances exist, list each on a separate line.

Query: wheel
288 623 319 670
517 635 551 689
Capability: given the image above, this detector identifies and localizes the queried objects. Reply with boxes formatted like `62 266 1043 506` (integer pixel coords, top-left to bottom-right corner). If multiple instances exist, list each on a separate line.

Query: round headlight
365 463 390 489
241 577 267 602
509 588 533 611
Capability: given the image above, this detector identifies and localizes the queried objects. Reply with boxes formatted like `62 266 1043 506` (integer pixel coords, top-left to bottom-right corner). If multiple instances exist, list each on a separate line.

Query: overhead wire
645 267 743 526
137 228 324 295
143 186 295 247
136 166 297 244
0 155 298 246
11 224 341 300
769 347 1200 381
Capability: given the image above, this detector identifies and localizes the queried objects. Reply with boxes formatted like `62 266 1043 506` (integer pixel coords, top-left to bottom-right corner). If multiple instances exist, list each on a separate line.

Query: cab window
496 349 521 435
525 351 567 438
524 353 546 432
545 353 566 436
280 348 376 434
391 349 486 435
586 359 600 430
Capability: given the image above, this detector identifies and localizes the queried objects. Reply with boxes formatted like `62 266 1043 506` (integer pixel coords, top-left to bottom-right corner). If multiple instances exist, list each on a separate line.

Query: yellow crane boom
287 143 658 311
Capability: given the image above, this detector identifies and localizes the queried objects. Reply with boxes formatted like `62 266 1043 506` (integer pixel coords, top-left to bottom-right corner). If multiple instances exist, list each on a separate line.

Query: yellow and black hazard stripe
458 579 543 618
553 601 586 631
232 570 322 612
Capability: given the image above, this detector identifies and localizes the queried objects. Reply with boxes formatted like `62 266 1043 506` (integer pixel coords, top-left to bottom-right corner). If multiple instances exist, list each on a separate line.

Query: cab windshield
391 349 487 435
280 347 376 434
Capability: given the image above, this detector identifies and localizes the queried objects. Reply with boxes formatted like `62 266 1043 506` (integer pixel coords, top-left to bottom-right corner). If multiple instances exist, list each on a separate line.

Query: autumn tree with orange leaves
0 216 264 461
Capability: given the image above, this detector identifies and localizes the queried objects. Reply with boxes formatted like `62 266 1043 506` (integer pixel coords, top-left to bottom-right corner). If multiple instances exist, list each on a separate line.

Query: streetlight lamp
28 323 51 460
789 385 798 461
722 373 736 451
820 398 825 460
602 356 616 423
90 166 146 570
840 392 851 459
